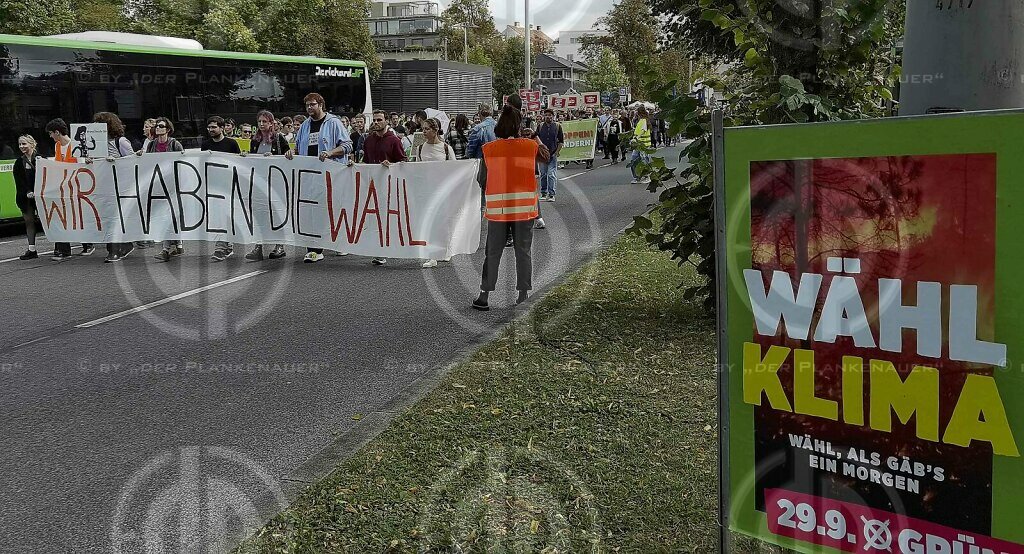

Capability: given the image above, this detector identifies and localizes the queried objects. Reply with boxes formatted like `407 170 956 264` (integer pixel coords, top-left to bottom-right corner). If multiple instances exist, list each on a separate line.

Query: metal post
901 1 1024 114
463 23 468 64
711 108 731 554
524 0 531 90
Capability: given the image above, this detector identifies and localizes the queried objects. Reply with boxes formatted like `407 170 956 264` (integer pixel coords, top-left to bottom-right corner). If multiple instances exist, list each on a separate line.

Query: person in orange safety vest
473 95 539 311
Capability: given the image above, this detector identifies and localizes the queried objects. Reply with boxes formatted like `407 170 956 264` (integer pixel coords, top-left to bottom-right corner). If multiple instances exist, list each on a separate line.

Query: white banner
36 153 482 260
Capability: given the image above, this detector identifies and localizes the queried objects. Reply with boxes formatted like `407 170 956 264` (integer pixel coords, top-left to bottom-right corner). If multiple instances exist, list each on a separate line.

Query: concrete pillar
900 1 1024 114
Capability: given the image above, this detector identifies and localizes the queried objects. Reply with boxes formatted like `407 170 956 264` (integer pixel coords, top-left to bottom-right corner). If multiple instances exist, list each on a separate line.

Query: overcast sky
438 0 615 38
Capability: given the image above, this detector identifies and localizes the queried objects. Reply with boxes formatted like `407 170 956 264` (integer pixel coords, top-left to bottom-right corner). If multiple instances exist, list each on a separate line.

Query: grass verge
238 228 781 553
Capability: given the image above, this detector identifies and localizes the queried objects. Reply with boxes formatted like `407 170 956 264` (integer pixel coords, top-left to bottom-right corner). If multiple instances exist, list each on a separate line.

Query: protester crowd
11 90 671 305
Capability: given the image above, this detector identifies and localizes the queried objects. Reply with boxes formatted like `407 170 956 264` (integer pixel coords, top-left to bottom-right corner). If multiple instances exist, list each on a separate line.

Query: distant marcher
536 109 563 202
446 113 471 159
629 106 653 184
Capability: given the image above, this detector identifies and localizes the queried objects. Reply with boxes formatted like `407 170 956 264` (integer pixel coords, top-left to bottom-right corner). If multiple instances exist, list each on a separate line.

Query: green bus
0 32 372 221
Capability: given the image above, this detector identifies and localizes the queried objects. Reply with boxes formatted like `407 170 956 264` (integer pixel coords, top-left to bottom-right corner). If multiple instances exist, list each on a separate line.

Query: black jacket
13 154 38 208
249 133 290 155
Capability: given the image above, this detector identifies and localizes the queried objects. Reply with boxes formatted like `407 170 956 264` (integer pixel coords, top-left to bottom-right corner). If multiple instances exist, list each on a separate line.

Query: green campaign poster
719 110 1024 554
558 119 598 162
0 160 20 220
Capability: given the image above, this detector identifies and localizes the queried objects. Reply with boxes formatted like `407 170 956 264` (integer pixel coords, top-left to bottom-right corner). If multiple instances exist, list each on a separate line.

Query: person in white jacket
414 118 457 268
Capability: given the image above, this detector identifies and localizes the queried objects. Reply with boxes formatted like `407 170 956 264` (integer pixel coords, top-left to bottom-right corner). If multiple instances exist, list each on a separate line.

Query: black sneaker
80 245 96 256
268 247 287 259
121 244 135 259
19 250 38 260
104 254 122 263
505 237 514 248
154 249 171 262
244 247 264 262
472 297 490 311
210 249 233 262
51 252 69 262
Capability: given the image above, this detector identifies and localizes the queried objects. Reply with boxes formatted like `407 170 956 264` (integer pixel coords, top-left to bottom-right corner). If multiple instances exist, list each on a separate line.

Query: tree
0 0 76 35
198 0 258 52
72 0 130 32
582 45 627 94
590 0 660 98
440 0 500 64
632 0 904 311
492 36 526 101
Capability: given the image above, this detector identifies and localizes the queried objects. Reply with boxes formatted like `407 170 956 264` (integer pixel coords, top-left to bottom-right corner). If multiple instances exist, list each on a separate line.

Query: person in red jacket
353 109 406 265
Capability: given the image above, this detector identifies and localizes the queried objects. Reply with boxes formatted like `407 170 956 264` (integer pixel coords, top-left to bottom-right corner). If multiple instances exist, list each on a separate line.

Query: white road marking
558 162 611 181
75 270 267 329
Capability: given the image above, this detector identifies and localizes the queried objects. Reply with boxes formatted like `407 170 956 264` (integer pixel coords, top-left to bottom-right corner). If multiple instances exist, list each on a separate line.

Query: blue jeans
539 155 558 197
628 150 650 179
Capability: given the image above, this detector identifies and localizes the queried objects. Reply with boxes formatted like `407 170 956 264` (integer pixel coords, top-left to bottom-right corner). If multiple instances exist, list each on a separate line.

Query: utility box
372 60 493 116
901 1 1024 114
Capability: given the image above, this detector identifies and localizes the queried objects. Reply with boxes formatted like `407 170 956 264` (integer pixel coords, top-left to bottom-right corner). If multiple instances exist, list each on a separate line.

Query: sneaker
505 236 514 248
210 249 233 262
548 195 555 203
268 246 287 259
630 178 640 184
303 251 324 263
422 259 438 268
154 249 171 262
134 240 154 249
19 250 38 260
472 297 490 311
51 251 69 261
534 218 546 229
539 192 548 200
121 244 135 259
372 257 387 265
104 254 122 263
640 176 652 184
169 245 185 257
245 247 264 262
334 251 349 256
80 245 96 256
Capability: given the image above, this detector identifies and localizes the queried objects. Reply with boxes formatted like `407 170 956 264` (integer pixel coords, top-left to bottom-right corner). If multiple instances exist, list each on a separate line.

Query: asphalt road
0 146 684 553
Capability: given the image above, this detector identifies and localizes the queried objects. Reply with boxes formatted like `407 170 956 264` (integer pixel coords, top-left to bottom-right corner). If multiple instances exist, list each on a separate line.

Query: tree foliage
492 36 526 101
0 0 382 80
582 45 628 94
589 0 661 98
440 0 501 64
632 0 904 312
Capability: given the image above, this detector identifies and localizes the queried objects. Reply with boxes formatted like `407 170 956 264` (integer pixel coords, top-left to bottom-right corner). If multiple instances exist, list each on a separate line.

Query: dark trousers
481 220 533 292
54 242 92 255
107 242 131 256
606 135 621 162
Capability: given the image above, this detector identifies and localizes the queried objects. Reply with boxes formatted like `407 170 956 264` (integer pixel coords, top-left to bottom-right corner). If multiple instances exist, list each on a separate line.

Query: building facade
501 22 555 51
366 1 443 61
532 53 588 96
372 59 492 117
553 29 610 63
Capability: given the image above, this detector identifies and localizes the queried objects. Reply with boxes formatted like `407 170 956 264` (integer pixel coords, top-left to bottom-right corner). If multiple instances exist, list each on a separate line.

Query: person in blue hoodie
466 103 497 160
285 92 353 263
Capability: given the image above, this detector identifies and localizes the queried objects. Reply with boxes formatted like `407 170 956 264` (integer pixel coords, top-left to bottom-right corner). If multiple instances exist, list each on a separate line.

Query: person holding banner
14 135 40 260
47 118 95 260
200 116 243 262
359 109 407 266
86 111 136 263
285 92 353 264
473 96 538 311
242 111 291 262
140 117 187 262
415 117 458 269
604 113 623 164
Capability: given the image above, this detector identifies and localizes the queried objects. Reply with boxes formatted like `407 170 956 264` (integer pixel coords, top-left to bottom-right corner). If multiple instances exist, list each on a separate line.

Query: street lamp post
525 0 531 90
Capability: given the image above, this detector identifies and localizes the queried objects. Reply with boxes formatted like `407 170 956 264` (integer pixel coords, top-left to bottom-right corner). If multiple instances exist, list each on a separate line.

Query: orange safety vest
55 140 77 163
482 138 539 222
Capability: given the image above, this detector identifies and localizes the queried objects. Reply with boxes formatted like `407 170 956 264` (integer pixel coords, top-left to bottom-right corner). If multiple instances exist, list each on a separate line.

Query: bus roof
0 33 367 69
